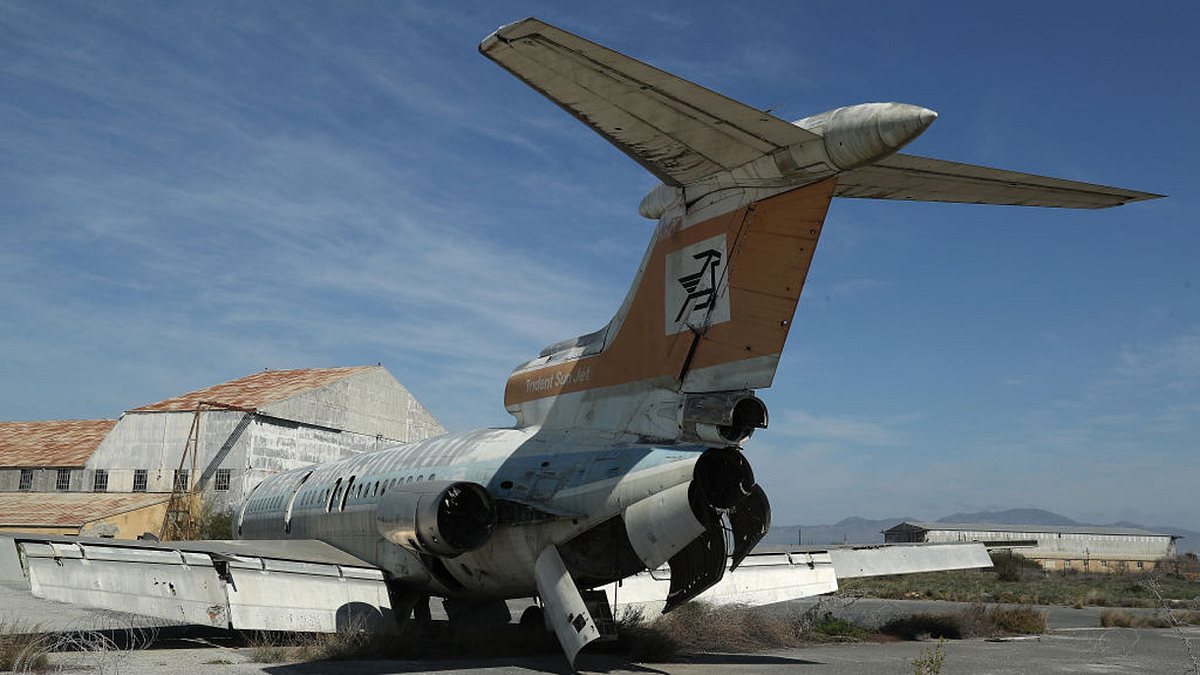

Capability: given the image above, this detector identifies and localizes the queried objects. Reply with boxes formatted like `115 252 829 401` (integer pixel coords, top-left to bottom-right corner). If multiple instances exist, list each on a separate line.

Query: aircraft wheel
519 605 546 632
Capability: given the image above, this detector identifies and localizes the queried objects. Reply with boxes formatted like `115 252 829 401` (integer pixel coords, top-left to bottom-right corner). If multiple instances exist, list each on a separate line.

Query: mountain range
764 508 1199 555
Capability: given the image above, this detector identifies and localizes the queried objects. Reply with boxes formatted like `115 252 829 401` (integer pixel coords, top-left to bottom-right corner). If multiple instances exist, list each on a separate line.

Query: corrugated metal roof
129 366 375 413
0 419 117 468
0 492 168 527
888 521 1176 538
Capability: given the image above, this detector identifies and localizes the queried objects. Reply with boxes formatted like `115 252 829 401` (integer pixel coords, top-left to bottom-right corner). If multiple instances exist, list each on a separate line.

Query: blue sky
2 2 1197 530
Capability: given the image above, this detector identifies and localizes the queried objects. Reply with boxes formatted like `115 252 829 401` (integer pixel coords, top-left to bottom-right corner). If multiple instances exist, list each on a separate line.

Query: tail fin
483 18 1159 434
504 179 835 432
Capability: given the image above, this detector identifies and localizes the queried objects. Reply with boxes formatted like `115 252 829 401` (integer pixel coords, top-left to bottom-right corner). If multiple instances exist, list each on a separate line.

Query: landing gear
443 597 512 627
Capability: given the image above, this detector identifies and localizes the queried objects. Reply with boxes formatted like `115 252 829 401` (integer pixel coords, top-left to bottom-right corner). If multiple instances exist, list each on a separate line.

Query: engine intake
682 391 768 445
376 480 496 558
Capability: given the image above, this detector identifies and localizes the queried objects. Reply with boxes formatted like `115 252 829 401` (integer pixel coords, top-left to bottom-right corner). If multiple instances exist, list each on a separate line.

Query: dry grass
615 602 872 661
881 604 1045 641
0 619 51 672
247 628 398 663
842 567 1200 609
1100 609 1200 629
245 620 562 663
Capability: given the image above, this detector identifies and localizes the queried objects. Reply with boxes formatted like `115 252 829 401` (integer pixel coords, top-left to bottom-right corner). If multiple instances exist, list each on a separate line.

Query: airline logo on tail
665 234 730 335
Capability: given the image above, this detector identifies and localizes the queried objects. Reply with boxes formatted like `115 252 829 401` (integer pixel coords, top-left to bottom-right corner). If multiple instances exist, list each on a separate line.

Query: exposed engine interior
682 391 768 445
376 480 496 557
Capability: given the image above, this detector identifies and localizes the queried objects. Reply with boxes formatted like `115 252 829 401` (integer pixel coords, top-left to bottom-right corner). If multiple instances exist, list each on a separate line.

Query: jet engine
375 480 496 558
681 391 768 445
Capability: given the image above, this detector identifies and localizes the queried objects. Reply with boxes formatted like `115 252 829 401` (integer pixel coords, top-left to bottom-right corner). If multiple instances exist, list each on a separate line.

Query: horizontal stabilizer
835 153 1163 208
480 18 818 186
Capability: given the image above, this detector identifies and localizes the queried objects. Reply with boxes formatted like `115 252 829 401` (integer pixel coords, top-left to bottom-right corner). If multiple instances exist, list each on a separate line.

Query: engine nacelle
682 391 768 445
375 480 496 558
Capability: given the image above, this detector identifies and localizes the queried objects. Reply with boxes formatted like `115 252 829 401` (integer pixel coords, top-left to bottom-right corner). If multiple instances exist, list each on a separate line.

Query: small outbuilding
884 521 1180 572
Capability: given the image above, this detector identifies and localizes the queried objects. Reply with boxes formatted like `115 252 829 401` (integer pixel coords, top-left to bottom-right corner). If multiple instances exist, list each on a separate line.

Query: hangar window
429 473 436 481
373 481 379 496
19 469 33 492
173 469 190 491
214 469 232 491
417 475 424 482
56 469 71 491
133 470 147 492
93 470 108 493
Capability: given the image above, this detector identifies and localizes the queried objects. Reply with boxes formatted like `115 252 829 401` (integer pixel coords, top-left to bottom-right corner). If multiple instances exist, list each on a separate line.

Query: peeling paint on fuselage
237 427 706 598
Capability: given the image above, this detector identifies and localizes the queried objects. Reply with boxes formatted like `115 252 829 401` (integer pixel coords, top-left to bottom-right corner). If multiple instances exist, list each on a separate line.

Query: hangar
884 521 1180 572
0 366 444 538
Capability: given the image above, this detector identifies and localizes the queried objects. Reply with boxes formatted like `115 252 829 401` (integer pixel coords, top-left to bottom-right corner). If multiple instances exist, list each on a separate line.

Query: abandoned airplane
1 18 1160 666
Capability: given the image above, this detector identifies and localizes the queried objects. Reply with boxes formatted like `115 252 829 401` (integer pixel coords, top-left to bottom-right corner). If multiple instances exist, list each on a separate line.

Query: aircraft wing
0 534 396 633
603 542 991 616
479 18 818 186
835 153 1163 208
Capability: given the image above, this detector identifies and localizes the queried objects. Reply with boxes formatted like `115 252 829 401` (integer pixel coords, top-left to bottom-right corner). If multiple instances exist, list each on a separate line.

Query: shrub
809 612 868 640
882 604 1044 640
912 638 947 675
879 613 962 640
1099 609 1179 629
991 551 1038 582
987 606 1046 635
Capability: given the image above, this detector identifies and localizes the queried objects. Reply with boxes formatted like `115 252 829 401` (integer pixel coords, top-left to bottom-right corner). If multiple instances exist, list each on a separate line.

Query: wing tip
479 17 540 54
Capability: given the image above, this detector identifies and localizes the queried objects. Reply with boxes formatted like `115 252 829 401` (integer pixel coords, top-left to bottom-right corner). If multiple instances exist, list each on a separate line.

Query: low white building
0 366 445 537
884 521 1179 572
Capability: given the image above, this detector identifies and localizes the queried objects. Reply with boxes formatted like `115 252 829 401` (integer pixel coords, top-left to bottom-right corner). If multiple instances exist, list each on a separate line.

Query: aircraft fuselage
236 428 707 598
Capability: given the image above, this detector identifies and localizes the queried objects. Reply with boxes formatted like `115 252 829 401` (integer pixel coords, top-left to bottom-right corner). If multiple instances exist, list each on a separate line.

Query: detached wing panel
9 535 396 633
837 153 1163 208
480 18 817 186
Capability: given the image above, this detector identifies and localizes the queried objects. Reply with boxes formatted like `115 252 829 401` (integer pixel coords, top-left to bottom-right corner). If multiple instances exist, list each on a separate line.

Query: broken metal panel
727 484 771 570
535 545 600 668
663 522 726 613
22 541 230 628
828 542 992 578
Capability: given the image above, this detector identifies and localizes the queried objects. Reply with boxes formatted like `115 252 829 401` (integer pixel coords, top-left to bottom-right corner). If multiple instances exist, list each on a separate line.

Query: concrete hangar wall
885 521 1179 573
0 366 445 538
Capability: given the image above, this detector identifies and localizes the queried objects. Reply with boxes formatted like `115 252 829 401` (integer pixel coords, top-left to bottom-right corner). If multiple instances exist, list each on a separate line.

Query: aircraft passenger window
417 475 424 482
429 473 436 481
373 481 379 496
406 476 413 484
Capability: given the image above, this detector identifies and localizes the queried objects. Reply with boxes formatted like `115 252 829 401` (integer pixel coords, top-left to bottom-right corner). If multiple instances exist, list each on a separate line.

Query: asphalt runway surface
4 581 1198 673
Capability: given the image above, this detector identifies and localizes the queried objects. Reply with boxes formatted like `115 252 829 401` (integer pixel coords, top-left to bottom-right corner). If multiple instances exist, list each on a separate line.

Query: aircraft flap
480 18 818 186
9 535 396 634
827 542 993 578
835 153 1163 208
